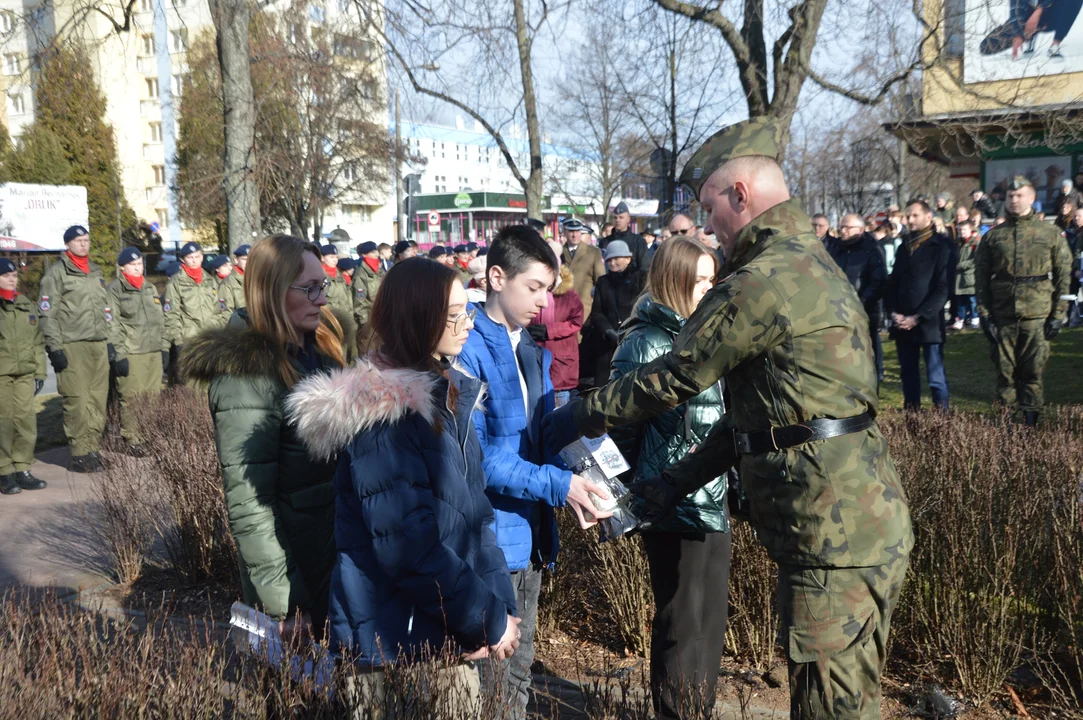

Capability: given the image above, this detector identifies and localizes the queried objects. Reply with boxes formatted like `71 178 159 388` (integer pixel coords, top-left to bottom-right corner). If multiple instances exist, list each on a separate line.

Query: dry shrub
129 387 237 586
725 522 779 671
881 407 1083 706
586 533 653 658
0 588 662 719
85 451 160 586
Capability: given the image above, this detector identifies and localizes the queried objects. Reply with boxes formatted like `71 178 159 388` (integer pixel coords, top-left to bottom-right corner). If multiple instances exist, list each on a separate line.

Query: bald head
699 156 790 258
668 213 695 235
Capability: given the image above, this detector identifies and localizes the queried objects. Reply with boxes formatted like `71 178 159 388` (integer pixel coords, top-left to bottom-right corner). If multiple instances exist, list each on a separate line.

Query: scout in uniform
38 225 110 473
0 258 48 493
163 242 224 357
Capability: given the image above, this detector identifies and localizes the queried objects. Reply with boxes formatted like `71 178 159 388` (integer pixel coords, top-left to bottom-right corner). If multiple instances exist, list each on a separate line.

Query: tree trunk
209 0 260 251
513 0 544 221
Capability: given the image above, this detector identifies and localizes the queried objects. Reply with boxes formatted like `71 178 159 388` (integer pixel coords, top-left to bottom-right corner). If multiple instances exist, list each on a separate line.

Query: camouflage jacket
573 198 914 568
974 211 1072 323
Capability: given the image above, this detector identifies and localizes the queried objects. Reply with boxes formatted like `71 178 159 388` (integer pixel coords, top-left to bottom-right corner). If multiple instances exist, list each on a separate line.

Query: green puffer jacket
609 295 729 534
38 253 109 349
181 309 344 620
0 294 46 379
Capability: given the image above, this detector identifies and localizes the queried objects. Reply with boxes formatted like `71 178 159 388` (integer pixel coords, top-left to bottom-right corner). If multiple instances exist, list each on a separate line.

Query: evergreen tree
1 125 74 185
32 43 139 272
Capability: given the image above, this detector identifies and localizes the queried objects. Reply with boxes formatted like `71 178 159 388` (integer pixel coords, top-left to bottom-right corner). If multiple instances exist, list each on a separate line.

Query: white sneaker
952 320 964 330
970 318 980 328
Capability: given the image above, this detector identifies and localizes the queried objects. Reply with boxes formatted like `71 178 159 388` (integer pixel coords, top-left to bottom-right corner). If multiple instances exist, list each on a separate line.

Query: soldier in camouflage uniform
544 118 913 720
975 176 1072 426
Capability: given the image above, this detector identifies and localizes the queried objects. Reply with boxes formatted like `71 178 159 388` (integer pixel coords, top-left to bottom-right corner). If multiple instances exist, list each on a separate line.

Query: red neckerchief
66 251 90 274
363 256 381 273
324 265 338 279
122 272 145 290
0 289 15 302
182 264 204 284
343 273 352 286
458 258 471 270
235 266 245 276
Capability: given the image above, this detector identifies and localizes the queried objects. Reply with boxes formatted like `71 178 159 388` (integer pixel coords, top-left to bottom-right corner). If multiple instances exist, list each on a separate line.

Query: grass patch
34 393 64 452
878 327 1083 414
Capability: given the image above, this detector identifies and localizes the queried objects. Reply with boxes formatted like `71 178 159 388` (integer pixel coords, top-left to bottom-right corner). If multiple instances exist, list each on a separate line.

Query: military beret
477 246 489 257
233 244 251 257
1009 176 1034 191
679 116 780 200
613 201 630 215
393 240 411 255
337 257 357 272
207 254 230 272
454 244 469 254
178 241 201 258
117 246 142 267
0 258 16 275
428 246 447 258
163 260 183 277
357 241 378 255
63 225 89 243
319 243 339 257
466 242 479 252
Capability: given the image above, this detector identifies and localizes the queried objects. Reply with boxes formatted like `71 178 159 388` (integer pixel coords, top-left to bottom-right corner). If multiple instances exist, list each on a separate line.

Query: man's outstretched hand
542 398 583 455
629 476 682 529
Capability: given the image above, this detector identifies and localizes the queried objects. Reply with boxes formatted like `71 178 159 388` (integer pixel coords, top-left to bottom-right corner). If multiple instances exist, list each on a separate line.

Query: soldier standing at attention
38 225 110 473
208 255 236 317
107 247 168 455
544 118 913 720
0 258 48 494
975 176 1072 426
217 244 249 314
319 243 353 318
164 242 222 357
353 241 384 328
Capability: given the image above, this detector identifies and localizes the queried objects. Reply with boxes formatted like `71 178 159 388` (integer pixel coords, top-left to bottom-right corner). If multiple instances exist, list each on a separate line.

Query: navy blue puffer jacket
287 357 516 665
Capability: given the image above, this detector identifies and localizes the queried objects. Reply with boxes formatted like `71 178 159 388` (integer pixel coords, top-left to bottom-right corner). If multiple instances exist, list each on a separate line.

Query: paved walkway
0 446 110 594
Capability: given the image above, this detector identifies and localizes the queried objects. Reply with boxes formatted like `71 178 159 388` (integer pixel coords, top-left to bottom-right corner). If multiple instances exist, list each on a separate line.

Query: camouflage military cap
1009 175 1033 190
679 117 780 199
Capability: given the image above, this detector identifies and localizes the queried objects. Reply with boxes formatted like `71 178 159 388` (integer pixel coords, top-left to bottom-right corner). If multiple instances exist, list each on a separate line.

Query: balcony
140 99 160 117
138 56 158 74
143 143 163 161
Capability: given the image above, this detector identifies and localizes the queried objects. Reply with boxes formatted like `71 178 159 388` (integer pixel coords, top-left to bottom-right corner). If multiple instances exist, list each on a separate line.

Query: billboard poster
965 0 1083 83
0 184 90 252
984 155 1073 207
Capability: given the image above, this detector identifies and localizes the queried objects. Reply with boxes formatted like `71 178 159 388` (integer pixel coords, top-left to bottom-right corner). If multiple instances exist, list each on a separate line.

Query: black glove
542 398 582 455
161 351 170 373
1045 318 1064 340
47 349 68 373
107 343 117 364
112 357 129 377
34 379 44 396
980 316 999 343
628 476 682 530
604 328 620 345
526 324 548 342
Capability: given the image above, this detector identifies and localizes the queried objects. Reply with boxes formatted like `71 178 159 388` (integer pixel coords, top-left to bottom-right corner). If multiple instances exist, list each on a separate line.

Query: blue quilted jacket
286 358 516 665
457 305 573 571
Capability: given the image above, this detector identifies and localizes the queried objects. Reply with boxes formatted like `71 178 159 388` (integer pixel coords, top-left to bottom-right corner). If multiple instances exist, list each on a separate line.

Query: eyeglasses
841 225 865 231
446 307 477 335
289 278 331 302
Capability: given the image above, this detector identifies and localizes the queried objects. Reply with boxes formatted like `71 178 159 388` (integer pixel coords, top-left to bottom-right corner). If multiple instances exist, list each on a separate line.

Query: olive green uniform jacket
324 271 353 320
574 198 914 568
38 253 109 348
217 271 245 315
107 275 168 357
0 294 46 380
164 270 225 347
352 261 383 327
181 310 344 621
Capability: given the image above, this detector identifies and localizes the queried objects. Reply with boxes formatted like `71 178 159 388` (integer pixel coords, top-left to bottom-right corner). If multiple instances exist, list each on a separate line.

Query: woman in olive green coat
181 235 347 639
608 237 730 720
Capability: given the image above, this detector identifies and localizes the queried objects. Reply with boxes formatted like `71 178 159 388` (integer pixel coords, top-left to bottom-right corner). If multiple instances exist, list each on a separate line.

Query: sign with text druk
0 183 90 252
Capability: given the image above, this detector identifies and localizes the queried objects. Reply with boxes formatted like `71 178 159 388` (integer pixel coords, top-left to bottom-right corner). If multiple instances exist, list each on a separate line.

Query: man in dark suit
884 200 954 410
826 214 888 384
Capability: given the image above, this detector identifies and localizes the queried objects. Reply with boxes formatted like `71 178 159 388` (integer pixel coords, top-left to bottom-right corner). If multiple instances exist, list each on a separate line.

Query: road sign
427 210 440 228
454 192 473 209
149 221 161 233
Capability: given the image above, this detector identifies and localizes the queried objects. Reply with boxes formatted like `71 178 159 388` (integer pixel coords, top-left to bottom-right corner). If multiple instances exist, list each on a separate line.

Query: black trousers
643 531 732 720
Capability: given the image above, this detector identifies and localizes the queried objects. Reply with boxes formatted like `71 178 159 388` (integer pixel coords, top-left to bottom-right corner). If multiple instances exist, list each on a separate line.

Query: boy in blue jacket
458 224 612 717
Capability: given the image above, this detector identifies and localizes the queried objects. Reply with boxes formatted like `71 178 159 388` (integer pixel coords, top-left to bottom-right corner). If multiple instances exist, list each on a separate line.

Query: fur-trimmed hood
181 322 289 382
554 263 575 296
286 357 483 462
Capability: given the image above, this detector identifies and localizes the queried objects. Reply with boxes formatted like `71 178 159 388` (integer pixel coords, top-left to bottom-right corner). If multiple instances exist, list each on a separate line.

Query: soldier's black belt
994 273 1050 283
733 413 874 455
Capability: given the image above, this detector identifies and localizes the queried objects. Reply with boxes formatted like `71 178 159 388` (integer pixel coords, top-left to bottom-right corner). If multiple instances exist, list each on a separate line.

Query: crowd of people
0 128 1080 718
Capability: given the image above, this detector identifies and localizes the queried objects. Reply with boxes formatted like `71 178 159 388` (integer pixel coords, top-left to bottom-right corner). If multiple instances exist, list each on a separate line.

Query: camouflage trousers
778 553 909 719
990 318 1049 414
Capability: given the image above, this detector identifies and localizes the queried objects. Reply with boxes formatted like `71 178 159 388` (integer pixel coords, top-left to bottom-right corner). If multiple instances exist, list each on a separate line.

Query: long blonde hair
245 234 345 385
646 236 718 319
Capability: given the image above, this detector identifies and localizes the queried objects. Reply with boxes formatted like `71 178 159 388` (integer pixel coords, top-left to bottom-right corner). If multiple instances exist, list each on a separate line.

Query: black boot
126 442 149 458
13 471 47 490
0 474 21 495
1024 411 1040 427
70 454 103 474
